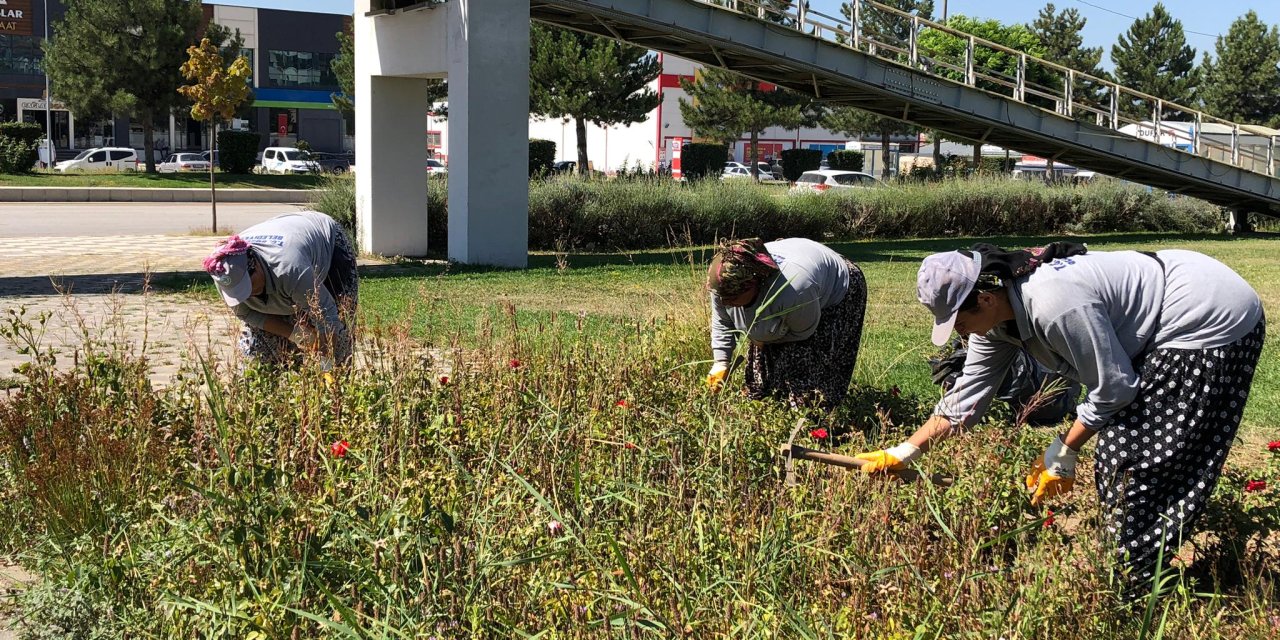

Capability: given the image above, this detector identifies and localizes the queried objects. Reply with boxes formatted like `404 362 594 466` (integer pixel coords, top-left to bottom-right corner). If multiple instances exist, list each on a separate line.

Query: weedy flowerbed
1 294 1278 638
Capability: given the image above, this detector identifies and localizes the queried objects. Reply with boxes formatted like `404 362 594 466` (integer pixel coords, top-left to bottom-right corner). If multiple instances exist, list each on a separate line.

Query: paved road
0 202 311 237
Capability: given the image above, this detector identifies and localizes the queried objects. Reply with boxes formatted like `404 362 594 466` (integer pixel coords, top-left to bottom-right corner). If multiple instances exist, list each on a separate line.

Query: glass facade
267 49 338 89
0 35 43 76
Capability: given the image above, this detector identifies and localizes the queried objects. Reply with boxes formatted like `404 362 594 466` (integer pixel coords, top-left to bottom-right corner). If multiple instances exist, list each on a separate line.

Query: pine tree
529 24 661 176
823 107 915 180
1031 4 1103 76
42 0 203 173
831 0 931 177
678 67 811 180
1200 11 1280 126
1110 3 1198 118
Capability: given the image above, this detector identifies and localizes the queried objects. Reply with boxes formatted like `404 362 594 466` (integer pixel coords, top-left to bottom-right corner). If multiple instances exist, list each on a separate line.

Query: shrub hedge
780 148 822 182
681 143 726 181
529 139 556 177
314 175 1224 254
826 150 865 172
0 121 42 173
217 130 261 174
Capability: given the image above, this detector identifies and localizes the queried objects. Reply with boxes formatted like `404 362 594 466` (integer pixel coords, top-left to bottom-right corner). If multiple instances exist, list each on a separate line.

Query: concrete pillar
446 0 529 267
356 74 430 256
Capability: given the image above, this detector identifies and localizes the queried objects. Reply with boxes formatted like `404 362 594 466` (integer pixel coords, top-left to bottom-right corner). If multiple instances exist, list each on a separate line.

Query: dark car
552 160 577 174
312 152 354 174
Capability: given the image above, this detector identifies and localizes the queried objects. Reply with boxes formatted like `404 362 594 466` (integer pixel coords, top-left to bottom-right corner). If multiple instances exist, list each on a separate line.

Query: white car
789 170 881 193
158 153 212 173
54 147 139 173
426 158 447 175
260 147 320 174
721 166 752 179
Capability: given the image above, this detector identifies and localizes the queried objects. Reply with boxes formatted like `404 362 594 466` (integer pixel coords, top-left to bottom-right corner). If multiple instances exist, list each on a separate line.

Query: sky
235 0 1280 68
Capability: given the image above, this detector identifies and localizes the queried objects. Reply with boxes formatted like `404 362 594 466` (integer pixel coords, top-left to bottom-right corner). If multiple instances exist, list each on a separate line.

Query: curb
0 187 315 203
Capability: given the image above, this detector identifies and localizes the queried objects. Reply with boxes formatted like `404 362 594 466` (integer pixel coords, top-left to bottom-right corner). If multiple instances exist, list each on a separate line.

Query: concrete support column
356 75 430 256
447 0 529 267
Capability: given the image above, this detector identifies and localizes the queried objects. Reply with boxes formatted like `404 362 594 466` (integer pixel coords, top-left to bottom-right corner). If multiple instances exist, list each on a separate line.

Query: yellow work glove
853 442 921 473
706 363 728 392
1026 436 1078 506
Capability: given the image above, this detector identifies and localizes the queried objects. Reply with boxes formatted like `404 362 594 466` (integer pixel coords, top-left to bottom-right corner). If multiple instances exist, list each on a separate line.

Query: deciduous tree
43 0 202 173
178 37 252 233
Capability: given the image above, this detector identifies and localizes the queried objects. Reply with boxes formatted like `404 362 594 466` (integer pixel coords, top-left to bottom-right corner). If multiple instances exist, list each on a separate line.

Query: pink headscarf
203 235 251 276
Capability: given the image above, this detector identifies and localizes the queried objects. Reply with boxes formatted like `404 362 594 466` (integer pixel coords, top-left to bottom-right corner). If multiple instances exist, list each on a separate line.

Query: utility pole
942 0 948 21
43 0 53 170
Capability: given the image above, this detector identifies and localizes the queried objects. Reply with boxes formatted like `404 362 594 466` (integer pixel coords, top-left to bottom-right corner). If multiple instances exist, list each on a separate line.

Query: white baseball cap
209 251 253 306
917 250 982 346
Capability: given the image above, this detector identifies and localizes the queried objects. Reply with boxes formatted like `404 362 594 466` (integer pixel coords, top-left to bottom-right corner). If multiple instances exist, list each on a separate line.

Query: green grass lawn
0 171 325 189
157 231 1280 432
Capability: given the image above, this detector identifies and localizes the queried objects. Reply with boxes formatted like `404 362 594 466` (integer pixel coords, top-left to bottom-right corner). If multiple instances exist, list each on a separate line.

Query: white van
54 147 139 173
260 147 320 174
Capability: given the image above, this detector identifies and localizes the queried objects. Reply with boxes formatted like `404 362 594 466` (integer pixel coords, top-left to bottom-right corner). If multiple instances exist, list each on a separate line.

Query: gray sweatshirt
936 249 1263 429
232 211 345 339
710 238 850 364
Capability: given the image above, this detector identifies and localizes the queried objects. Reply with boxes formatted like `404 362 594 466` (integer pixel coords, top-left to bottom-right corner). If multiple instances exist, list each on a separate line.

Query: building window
267 50 338 89
0 35 43 76
426 131 441 149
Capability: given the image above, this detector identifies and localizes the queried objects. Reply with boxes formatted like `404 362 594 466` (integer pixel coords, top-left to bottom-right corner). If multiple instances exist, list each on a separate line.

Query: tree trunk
749 128 759 181
210 120 218 234
879 127 891 180
972 143 981 175
142 111 156 174
931 132 943 175
575 116 589 177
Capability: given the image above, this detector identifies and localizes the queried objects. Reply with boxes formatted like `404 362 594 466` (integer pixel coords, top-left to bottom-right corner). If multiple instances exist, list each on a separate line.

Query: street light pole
43 0 53 170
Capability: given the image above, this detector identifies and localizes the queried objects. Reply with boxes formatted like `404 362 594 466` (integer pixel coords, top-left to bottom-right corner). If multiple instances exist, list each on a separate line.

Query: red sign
277 114 288 137
671 138 683 180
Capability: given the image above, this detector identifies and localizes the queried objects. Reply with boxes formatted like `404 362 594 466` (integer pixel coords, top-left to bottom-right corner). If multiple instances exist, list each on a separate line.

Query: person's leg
742 262 867 410
237 321 299 366
1094 319 1265 598
322 228 359 364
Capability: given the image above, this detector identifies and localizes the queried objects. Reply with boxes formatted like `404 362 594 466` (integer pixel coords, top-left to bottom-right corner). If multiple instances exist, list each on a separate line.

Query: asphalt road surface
0 202 312 238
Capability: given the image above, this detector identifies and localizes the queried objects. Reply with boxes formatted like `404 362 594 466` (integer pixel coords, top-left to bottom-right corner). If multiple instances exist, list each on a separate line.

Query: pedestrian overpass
357 0 1280 266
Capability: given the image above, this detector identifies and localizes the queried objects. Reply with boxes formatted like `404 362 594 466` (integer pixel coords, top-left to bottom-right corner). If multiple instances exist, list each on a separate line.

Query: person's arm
296 269 347 357
1041 305 1141 429
709 292 739 366
856 335 1018 472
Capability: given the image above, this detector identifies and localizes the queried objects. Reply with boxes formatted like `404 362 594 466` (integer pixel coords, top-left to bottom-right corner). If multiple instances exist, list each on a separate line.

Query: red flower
1245 480 1267 493
890 385 901 398
615 399 630 408
1043 510 1055 528
509 358 522 369
438 375 450 385
809 428 829 439
1267 440 1280 452
330 440 350 458
624 442 637 450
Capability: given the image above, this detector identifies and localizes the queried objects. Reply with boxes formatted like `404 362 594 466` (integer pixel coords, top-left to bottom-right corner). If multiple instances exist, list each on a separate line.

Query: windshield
73 150 93 160
282 150 310 161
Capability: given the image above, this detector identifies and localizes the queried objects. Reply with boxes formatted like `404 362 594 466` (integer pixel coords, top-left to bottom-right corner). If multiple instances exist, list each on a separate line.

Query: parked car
426 158 447 175
54 147 139 173
312 152 354 174
259 147 321 174
789 170 881 193
552 160 577 174
721 166 752 179
199 150 219 166
724 162 748 172
158 153 212 173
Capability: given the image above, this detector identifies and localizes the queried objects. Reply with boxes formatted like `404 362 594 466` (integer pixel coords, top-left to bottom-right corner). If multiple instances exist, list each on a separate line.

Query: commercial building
0 1 351 159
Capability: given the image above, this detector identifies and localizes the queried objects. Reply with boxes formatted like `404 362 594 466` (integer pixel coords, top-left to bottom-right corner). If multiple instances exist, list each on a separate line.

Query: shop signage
0 0 33 36
18 98 68 112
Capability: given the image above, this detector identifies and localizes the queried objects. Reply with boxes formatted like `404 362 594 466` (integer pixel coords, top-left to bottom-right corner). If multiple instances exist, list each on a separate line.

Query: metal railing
709 0 1280 178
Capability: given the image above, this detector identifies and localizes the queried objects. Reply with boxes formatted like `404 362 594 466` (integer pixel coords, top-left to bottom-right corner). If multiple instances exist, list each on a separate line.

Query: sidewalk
2 234 251 387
